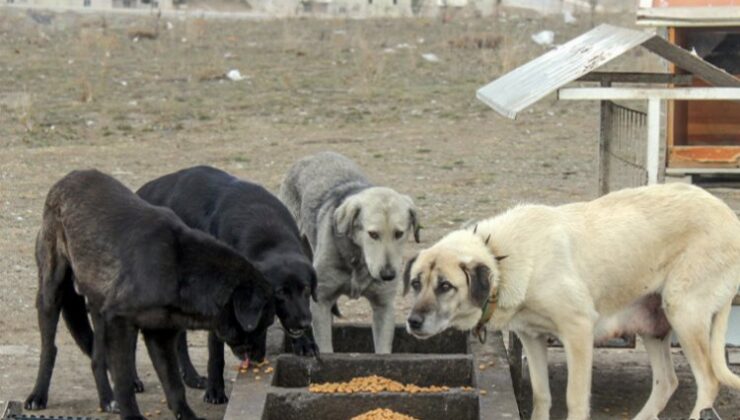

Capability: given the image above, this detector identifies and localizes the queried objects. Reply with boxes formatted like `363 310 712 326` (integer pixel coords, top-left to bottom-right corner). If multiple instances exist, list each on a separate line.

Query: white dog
404 183 740 419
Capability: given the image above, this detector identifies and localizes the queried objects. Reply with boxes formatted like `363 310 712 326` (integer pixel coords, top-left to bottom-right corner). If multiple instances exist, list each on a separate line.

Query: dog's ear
300 234 313 260
402 254 419 296
401 194 421 243
309 268 318 303
409 207 421 243
334 196 361 237
460 263 492 308
233 283 269 333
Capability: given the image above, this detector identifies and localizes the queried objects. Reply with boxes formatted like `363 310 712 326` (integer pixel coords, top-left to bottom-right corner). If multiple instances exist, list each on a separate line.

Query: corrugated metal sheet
476 24 653 119
477 23 740 119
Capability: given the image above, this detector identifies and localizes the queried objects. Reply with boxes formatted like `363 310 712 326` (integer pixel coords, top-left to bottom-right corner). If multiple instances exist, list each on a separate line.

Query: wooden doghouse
638 0 740 176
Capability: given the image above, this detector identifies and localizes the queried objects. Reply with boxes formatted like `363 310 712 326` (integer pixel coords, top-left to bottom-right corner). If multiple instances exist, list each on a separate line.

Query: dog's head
334 187 420 282
217 280 276 362
263 255 316 339
403 230 499 339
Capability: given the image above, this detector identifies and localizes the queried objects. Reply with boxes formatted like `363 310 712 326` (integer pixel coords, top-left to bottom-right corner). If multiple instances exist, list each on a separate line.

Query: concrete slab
224 325 521 420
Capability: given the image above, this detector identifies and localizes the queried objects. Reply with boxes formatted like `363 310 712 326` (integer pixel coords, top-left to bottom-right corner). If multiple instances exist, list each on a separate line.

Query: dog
280 151 420 353
403 183 740 420
25 169 273 420
136 165 317 403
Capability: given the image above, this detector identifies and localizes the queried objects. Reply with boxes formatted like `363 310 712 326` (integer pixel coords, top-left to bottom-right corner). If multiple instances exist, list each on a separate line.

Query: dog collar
472 294 497 344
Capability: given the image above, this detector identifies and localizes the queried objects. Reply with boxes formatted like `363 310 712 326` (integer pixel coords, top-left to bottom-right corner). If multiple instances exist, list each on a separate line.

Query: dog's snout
407 313 424 330
299 318 312 330
379 266 396 281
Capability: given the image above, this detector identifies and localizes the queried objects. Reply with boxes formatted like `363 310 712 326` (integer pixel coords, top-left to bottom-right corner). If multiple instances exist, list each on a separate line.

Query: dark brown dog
25 169 273 420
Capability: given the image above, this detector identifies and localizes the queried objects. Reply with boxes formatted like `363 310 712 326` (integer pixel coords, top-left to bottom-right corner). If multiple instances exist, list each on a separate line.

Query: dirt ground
0 6 738 420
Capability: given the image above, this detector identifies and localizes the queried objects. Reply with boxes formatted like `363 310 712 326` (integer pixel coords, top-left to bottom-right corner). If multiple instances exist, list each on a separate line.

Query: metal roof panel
476 24 654 119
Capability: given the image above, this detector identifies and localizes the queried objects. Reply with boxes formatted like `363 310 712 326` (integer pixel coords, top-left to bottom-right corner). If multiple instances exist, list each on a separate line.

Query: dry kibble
155 410 161 415
253 368 260 373
350 408 419 420
309 375 449 394
255 375 262 380
160 399 166 404
478 363 487 370
480 390 488 395
265 367 274 373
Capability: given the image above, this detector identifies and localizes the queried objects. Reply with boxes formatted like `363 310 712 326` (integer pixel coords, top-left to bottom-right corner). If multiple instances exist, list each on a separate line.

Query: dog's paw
24 392 48 410
182 373 207 390
100 400 120 413
133 378 145 393
291 335 320 357
203 388 229 405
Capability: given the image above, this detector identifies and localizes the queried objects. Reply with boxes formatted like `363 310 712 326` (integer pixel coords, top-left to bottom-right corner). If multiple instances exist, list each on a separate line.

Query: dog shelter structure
637 0 740 176
476 23 740 389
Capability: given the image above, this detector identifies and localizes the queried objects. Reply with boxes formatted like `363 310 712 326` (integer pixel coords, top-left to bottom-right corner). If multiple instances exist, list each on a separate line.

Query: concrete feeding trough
225 324 519 420
283 323 469 354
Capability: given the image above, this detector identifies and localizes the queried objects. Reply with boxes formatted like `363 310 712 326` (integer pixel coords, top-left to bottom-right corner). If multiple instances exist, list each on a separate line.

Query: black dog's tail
60 272 94 358
331 303 342 318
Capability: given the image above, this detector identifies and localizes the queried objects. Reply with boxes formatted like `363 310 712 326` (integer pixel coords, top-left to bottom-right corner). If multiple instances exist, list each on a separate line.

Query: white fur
406 183 740 420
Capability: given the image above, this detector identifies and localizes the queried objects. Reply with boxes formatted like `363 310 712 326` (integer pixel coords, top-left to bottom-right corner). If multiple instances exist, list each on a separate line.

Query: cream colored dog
404 183 740 420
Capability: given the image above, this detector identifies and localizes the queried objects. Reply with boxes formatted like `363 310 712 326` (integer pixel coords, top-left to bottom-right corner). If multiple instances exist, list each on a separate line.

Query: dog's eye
437 281 454 293
368 231 380 240
394 230 404 240
411 279 421 292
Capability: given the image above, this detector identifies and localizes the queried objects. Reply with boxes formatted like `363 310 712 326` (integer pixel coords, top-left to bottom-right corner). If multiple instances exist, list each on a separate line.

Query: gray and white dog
280 152 420 353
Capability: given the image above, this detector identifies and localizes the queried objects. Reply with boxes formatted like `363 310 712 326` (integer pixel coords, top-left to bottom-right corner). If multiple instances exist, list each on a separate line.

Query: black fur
25 169 272 420
467 264 492 308
137 165 317 403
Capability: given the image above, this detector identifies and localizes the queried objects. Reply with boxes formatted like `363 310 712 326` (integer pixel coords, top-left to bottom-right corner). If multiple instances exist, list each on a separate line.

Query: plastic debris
226 69 245 81
531 30 554 46
421 53 440 63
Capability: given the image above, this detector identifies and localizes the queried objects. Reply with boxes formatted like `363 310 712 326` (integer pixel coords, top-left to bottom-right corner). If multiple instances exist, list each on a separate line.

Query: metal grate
1 401 98 420
598 100 648 195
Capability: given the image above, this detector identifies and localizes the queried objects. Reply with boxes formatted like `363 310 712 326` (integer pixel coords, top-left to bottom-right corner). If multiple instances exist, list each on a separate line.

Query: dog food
350 408 419 420
308 375 449 394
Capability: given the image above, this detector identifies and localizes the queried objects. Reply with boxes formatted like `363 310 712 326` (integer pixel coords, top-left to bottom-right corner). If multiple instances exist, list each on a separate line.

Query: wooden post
598 80 612 195
647 97 661 185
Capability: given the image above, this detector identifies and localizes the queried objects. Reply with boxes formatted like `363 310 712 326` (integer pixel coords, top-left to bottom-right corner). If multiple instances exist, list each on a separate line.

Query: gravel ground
0 6 738 419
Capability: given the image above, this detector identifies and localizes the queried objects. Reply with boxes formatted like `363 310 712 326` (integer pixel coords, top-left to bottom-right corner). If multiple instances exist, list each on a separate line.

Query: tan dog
404 183 740 420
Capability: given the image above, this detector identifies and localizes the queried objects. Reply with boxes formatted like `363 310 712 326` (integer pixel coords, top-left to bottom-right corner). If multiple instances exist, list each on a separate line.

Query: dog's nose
380 266 396 281
407 313 424 331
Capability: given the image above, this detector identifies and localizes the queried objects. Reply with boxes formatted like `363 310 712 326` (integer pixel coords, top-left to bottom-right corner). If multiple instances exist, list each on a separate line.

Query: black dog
25 170 273 420
136 165 317 404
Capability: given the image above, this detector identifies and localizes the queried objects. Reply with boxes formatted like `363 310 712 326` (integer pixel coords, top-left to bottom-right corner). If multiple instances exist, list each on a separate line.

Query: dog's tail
710 299 740 389
61 273 94 358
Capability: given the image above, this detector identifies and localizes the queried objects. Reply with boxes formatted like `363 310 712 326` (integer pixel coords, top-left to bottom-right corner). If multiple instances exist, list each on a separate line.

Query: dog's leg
560 321 594 420
670 314 720 418
177 330 207 390
203 332 228 404
634 334 678 420
130 334 145 393
106 317 145 420
25 245 69 411
142 328 203 420
311 299 334 353
370 300 395 354
89 310 117 413
518 332 551 420
24 293 63 410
